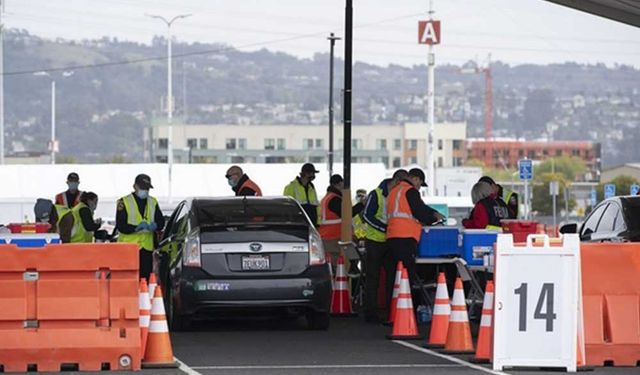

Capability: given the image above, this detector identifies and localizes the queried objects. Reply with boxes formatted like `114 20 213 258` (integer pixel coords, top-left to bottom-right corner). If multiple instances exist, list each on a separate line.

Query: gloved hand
135 223 148 232
148 222 158 232
95 218 103 227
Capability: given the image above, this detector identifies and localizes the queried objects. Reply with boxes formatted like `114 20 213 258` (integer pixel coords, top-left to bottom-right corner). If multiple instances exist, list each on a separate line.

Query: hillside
4 29 640 166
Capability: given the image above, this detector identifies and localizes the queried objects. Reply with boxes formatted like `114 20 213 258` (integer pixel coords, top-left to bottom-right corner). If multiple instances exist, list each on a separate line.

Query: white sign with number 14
493 234 582 372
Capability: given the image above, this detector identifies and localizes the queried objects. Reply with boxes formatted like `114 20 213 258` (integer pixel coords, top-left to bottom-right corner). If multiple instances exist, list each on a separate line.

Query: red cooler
7 223 51 234
501 220 538 243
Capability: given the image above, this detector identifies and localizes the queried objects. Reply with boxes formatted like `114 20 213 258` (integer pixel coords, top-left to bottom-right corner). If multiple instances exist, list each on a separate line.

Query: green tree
532 172 575 216
596 175 639 201
535 156 586 182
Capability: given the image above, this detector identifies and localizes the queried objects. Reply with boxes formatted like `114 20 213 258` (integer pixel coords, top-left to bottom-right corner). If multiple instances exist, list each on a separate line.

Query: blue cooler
418 227 461 258
462 230 498 266
0 234 61 248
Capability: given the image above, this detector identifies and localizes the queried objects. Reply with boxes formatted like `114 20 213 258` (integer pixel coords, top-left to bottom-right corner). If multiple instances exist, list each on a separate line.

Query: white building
145 122 467 170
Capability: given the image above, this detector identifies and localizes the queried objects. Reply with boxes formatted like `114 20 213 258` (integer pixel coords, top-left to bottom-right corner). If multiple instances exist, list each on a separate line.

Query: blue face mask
68 182 79 192
228 178 237 187
136 190 149 200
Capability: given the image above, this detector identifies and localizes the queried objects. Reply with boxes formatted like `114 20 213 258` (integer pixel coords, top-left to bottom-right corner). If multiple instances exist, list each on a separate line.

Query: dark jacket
400 179 440 226
363 178 392 232
116 193 166 235
462 193 510 229
232 174 259 196
326 185 364 218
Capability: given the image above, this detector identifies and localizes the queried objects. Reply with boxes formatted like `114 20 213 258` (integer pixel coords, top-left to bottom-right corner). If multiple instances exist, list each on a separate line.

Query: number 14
514 283 557 332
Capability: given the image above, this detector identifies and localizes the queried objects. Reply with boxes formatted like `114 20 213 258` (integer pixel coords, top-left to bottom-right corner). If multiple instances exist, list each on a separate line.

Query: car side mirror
559 223 578 234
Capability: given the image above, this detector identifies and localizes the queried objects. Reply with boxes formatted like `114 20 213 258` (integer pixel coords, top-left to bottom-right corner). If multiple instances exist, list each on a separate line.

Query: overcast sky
5 0 640 67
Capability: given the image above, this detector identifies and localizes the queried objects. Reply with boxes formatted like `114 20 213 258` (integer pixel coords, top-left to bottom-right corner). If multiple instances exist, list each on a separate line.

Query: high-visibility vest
318 191 341 240
364 188 387 243
69 202 94 243
283 179 319 206
55 191 82 208
118 193 158 251
353 214 367 240
386 181 422 242
54 204 71 226
504 190 518 219
238 178 263 196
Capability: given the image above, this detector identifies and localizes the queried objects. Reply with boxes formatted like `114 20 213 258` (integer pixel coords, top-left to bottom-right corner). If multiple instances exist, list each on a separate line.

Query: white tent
0 163 388 224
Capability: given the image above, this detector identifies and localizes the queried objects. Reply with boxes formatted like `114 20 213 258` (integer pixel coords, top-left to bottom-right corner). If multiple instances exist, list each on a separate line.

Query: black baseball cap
67 172 79 182
330 174 343 185
301 163 319 173
134 174 154 189
408 168 428 187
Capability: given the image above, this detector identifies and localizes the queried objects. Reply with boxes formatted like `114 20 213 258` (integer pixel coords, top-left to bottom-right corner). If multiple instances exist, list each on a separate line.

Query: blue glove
148 222 158 232
135 223 148 232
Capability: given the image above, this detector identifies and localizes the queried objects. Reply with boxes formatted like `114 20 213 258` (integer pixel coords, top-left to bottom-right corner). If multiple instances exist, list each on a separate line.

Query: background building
601 163 640 182
467 139 601 181
145 122 467 170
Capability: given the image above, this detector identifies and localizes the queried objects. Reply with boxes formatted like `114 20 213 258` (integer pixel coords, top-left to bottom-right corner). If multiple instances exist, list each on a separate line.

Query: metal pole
427 0 435 195
182 61 187 122
341 0 353 243
524 179 529 220
51 80 56 165
552 185 557 230
328 33 340 177
564 185 569 222
167 25 173 203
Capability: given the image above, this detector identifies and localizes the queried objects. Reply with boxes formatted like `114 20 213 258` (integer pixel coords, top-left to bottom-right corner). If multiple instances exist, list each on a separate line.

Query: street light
147 13 191 204
33 70 74 164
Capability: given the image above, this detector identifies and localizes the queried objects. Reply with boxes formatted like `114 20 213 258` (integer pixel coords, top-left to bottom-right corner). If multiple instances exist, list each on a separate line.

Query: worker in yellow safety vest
284 163 320 226
116 174 165 280
361 169 408 323
59 192 102 243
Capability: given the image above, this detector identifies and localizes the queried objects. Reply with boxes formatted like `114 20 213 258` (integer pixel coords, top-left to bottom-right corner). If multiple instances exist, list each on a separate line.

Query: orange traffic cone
386 268 423 340
139 278 151 359
330 255 356 316
472 280 494 363
442 278 474 353
148 273 158 303
424 272 450 348
386 262 404 325
142 286 178 368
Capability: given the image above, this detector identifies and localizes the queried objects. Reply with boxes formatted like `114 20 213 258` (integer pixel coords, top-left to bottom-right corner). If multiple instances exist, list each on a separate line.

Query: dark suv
560 196 640 242
157 196 332 330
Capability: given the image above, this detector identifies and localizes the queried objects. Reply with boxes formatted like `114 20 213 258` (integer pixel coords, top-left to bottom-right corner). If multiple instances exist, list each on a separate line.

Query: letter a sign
418 20 441 45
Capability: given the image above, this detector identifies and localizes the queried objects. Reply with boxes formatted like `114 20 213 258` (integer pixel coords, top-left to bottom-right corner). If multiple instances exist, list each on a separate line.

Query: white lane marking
393 340 510 375
191 364 463 370
174 357 204 375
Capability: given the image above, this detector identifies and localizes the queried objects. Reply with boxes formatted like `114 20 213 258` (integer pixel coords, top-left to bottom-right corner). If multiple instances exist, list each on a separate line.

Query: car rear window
622 198 640 232
195 199 307 226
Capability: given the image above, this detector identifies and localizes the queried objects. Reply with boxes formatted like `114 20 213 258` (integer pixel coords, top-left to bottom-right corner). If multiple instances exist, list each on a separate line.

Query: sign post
604 184 616 199
590 188 597 207
549 181 559 229
518 159 533 219
493 233 582 372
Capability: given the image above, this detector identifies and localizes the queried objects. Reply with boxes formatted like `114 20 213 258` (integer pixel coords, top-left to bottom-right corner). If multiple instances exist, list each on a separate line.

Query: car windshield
622 198 640 232
195 199 307 226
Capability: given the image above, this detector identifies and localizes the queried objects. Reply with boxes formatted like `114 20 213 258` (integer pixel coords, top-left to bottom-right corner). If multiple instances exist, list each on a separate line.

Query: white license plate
242 255 270 270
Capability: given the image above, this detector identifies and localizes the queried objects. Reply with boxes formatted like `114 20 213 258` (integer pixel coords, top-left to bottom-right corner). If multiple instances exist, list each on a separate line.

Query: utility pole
50 80 55 164
426 0 436 196
148 13 191 204
327 33 340 177
182 61 188 122
340 0 353 243
0 0 5 164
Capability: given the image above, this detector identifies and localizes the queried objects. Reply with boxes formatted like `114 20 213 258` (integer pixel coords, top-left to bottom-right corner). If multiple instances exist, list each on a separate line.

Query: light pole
327 33 340 177
0 0 5 164
34 71 74 164
148 13 191 203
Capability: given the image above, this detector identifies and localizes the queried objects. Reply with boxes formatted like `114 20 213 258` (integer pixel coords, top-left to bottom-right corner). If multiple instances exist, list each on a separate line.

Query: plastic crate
7 223 51 234
418 227 461 258
0 234 61 248
501 219 538 243
462 229 498 266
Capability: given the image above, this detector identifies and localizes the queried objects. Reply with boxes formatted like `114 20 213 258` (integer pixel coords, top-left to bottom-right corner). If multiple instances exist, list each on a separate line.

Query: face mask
89 202 97 212
68 182 79 192
136 190 149 200
228 178 237 187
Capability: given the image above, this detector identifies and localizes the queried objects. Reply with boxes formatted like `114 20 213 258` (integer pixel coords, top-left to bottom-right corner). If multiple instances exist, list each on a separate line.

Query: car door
159 201 187 283
580 203 607 241
589 203 620 241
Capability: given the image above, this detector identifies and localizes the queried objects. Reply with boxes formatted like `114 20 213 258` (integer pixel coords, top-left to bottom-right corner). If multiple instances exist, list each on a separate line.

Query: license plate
242 255 270 270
